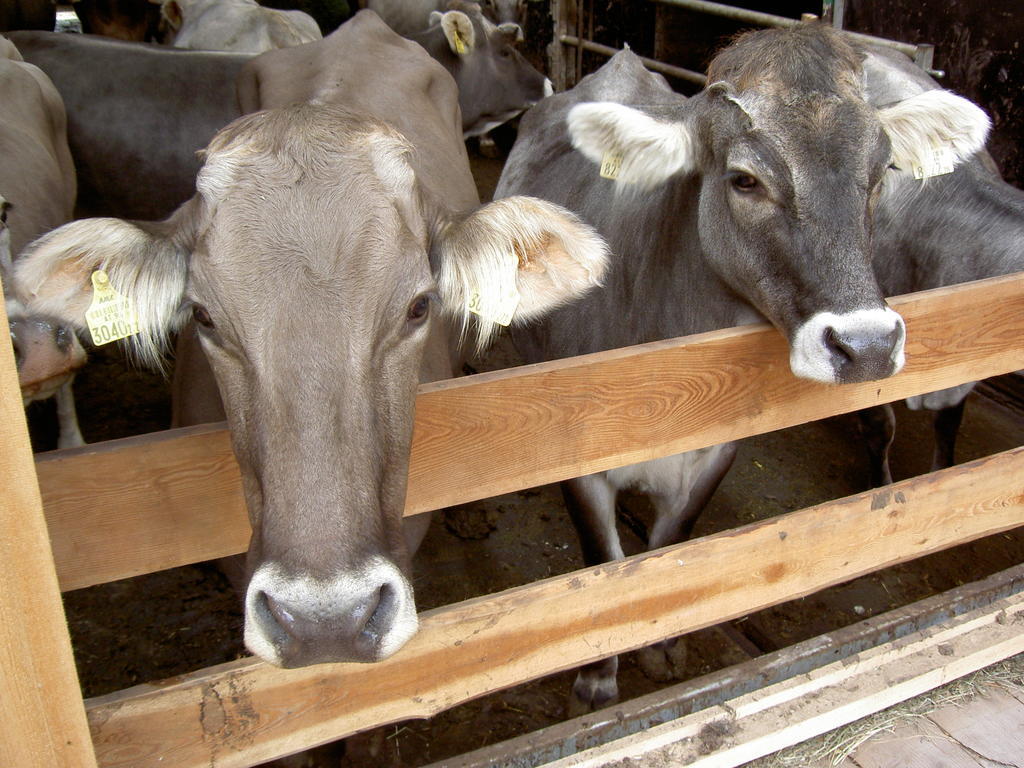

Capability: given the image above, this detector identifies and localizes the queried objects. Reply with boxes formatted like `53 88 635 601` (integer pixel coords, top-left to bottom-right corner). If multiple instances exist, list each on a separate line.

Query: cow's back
0 36 75 252
8 31 250 220
238 10 477 209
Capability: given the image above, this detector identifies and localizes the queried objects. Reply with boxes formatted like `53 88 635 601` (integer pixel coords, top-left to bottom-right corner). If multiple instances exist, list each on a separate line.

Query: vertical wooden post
0 301 97 767
548 0 569 91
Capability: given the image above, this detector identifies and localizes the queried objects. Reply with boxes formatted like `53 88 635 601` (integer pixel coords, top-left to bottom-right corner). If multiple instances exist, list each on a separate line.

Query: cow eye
192 304 214 329
729 173 759 192
406 294 431 326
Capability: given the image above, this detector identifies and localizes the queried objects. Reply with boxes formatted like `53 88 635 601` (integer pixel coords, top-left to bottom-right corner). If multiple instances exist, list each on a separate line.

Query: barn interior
4 1 1024 766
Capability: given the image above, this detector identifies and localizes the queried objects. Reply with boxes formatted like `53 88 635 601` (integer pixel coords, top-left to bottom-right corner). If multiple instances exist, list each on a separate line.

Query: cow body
495 25 988 711
854 44 1024 483
7 30 248 221
160 0 322 53
14 10 609 668
0 36 85 447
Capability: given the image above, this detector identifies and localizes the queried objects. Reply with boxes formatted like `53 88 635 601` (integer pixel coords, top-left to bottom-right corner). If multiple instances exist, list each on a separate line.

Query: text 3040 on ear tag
85 269 140 346
600 152 623 180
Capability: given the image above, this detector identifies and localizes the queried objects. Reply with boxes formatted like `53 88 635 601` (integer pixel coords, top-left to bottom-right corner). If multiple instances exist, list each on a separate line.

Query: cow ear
433 196 610 352
567 102 697 190
877 90 990 176
440 10 475 55
13 218 189 370
160 0 184 34
497 22 523 44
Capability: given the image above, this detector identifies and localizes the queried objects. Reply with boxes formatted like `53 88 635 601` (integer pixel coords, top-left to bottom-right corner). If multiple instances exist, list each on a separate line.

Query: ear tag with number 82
85 269 140 346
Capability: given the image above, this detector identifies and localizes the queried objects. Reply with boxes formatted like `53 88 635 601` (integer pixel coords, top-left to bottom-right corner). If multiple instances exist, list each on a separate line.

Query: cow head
566 25 990 385
1 197 86 412
423 1 551 137
14 103 608 667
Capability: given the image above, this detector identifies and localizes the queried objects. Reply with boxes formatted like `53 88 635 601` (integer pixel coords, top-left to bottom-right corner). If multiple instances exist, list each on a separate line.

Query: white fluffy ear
440 10 475 55
434 196 610 351
567 102 697 190
13 218 189 369
878 90 991 176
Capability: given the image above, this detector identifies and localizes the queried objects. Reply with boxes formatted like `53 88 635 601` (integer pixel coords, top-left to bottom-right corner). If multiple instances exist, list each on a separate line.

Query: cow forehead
724 89 884 180
188 108 433 323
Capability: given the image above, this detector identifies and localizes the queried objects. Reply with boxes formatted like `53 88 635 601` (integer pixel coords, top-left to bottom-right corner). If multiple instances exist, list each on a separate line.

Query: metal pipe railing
559 35 708 85
555 0 943 86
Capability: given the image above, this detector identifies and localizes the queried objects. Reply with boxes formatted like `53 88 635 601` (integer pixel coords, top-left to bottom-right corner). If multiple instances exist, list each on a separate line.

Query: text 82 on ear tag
600 152 623 180
85 269 140 346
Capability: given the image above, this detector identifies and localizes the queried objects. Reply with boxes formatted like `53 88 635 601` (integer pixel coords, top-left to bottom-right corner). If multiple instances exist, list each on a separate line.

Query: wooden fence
2 272 1023 767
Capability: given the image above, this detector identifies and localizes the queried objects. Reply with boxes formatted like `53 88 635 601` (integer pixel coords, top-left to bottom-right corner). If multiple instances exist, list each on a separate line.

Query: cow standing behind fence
0 35 85 448
13 10 609 670
494 22 990 714
854 43 1023 485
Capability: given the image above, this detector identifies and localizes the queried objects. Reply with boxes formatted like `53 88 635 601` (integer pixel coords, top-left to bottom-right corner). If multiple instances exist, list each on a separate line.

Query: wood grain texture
0 301 98 767
39 272 1024 592
84 446 1024 767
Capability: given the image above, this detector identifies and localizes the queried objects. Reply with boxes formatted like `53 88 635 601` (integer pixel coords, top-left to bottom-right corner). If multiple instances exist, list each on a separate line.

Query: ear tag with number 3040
467 252 520 327
85 269 140 346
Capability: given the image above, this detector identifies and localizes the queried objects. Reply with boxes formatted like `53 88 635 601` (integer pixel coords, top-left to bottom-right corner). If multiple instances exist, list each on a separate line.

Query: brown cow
0 36 85 448
13 12 608 667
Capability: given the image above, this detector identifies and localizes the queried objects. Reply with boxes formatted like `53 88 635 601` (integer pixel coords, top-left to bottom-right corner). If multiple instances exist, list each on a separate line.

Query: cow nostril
54 324 73 353
10 328 23 369
823 326 854 366
262 592 299 640
357 583 397 650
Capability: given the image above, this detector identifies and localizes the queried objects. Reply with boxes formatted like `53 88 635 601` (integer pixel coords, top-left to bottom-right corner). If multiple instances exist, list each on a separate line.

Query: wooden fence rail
40 273 1024 592
2 272 1023 767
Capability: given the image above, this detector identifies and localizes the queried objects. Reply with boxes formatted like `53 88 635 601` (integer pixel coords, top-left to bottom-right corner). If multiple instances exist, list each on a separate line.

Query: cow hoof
567 673 619 717
637 637 688 682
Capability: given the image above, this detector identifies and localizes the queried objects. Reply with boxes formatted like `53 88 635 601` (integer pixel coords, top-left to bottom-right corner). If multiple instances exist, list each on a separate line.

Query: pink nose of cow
244 560 419 667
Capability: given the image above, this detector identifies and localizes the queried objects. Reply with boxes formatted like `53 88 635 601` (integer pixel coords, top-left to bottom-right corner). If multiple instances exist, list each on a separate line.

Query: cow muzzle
789 307 906 384
243 559 418 667
10 312 87 402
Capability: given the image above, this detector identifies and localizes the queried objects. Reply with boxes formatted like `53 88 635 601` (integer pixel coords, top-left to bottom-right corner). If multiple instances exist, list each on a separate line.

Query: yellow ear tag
85 269 140 346
599 152 623 180
913 144 956 180
453 30 467 55
467 253 520 327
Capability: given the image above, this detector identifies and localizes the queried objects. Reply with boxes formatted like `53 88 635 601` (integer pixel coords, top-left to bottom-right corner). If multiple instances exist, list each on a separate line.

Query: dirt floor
22 147 1024 767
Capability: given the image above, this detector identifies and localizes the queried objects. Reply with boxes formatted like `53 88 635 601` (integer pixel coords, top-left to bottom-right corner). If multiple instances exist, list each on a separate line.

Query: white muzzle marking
790 307 906 383
244 558 418 666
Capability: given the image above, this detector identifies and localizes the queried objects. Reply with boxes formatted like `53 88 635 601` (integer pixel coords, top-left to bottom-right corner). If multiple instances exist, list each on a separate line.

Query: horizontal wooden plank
84 445 1024 767
39 273 1024 592
438 563 1024 768
548 592 1024 768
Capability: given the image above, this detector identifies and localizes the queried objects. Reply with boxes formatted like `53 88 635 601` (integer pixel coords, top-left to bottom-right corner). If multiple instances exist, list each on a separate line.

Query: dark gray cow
0 35 86 448
405 1 549 137
495 23 989 712
854 44 1023 484
13 10 608 668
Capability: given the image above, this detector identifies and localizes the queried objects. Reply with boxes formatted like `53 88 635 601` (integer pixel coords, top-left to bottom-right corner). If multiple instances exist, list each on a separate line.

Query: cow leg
931 399 967 472
561 473 623 716
856 404 896 486
638 443 737 682
55 377 85 448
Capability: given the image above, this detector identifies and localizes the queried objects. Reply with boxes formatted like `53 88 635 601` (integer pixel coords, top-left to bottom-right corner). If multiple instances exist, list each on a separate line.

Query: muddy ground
23 147 1024 767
